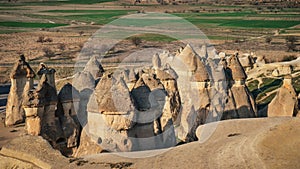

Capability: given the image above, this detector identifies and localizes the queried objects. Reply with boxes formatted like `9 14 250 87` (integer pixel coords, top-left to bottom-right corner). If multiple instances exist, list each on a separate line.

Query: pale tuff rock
177 44 198 72
83 55 105 79
10 54 35 79
57 83 81 155
73 71 95 127
37 63 57 91
74 127 103 157
228 53 247 81
268 75 299 117
222 53 257 119
239 55 254 72
172 44 212 141
73 71 95 92
141 72 164 91
5 55 35 126
95 73 135 131
22 73 66 156
123 68 137 91
0 135 69 169
95 72 135 114
272 65 292 77
192 59 210 83
152 53 161 69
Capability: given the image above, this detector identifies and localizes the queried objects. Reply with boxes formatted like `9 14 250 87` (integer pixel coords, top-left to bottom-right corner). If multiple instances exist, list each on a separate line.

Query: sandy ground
69 117 300 169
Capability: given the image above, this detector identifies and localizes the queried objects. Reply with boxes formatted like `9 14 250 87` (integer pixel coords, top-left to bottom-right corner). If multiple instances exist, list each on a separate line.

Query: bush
286 36 298 51
37 36 53 43
265 36 272 44
79 31 84 36
37 36 45 43
58 43 66 51
131 37 142 47
282 55 297 62
43 47 55 59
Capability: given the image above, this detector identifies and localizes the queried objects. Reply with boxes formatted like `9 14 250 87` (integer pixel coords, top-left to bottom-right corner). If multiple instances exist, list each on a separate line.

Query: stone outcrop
223 53 256 119
83 55 105 79
23 74 65 150
268 75 299 117
0 135 69 169
37 63 57 91
73 71 95 126
272 65 292 77
5 54 35 126
56 83 81 155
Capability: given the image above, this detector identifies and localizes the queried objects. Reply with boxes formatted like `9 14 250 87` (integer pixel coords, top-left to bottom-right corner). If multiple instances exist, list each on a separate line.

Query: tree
286 36 298 51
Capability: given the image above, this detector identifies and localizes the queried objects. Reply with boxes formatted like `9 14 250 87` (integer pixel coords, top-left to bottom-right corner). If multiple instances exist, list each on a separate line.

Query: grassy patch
258 92 277 105
174 12 300 29
24 0 117 5
0 21 67 28
39 10 136 25
43 9 132 13
247 79 259 92
251 78 282 99
219 20 300 28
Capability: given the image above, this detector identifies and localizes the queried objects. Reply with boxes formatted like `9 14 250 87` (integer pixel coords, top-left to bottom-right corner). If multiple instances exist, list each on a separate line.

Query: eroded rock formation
268 75 299 117
5 55 35 126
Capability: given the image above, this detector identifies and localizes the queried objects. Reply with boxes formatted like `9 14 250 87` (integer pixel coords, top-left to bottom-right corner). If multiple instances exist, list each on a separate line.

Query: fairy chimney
37 63 56 91
152 53 161 70
191 59 210 89
268 75 298 117
57 83 81 154
177 44 198 73
123 68 137 91
5 54 35 126
83 55 105 79
228 53 247 86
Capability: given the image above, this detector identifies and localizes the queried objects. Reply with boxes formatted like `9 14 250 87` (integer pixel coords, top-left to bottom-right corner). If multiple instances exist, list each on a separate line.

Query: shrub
286 36 298 51
265 36 272 44
282 55 297 62
58 43 66 51
79 31 84 36
37 36 45 43
43 47 55 59
131 37 142 47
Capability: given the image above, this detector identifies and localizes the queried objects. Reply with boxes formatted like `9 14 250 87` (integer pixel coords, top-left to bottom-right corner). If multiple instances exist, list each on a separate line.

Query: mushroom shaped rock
37 63 56 90
5 55 35 126
228 54 247 81
192 59 209 83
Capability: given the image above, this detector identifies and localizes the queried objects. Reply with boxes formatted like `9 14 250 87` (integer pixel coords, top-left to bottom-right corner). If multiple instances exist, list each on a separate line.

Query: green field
29 10 136 25
0 21 67 28
15 0 116 6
